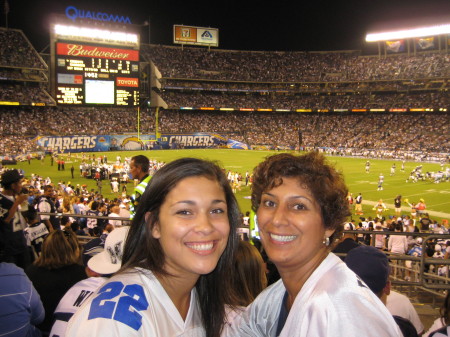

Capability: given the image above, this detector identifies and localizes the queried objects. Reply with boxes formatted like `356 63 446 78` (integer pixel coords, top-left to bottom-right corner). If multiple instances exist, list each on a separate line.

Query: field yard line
433 201 450 207
404 191 449 198
361 200 450 219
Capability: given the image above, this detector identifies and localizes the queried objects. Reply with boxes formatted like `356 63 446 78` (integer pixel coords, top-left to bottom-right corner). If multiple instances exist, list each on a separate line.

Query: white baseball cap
88 226 130 274
344 223 355 231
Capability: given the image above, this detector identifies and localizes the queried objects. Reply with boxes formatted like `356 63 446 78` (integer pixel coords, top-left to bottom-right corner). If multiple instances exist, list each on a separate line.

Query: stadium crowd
0 106 448 161
0 29 448 160
159 90 449 110
0 28 46 69
142 44 449 82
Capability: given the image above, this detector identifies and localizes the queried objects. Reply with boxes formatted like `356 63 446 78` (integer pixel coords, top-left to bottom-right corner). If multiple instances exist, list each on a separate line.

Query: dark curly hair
251 151 350 246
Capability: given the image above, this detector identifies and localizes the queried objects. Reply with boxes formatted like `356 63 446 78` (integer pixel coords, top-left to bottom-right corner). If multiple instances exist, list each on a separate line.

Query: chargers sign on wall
35 133 227 153
173 25 219 47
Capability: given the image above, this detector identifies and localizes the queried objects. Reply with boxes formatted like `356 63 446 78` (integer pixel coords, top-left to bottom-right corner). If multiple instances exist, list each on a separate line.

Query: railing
39 211 450 303
340 230 450 305
37 211 131 245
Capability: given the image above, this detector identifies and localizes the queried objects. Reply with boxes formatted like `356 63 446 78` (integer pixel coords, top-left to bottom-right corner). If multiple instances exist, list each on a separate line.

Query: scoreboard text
55 42 139 106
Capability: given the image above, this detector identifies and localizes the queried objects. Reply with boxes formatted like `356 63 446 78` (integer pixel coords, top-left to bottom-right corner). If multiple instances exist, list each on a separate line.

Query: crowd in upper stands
159 90 449 110
142 44 449 82
0 28 47 69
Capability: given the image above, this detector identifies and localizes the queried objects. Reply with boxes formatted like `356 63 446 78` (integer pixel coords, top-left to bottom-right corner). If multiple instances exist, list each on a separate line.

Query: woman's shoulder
254 279 285 302
90 268 159 298
302 254 371 299
111 267 155 283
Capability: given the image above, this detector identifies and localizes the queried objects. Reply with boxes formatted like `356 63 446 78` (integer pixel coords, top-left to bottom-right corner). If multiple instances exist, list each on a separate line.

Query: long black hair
120 157 240 337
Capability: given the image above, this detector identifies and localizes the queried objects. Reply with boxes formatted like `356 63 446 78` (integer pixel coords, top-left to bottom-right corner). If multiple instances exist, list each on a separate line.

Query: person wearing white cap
50 226 130 337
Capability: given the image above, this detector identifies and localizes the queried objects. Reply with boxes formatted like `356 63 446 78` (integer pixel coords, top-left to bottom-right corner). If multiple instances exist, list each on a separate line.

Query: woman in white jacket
225 152 402 337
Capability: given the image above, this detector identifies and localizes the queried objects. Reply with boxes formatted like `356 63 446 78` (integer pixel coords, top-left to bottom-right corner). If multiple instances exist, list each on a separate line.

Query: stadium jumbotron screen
55 42 139 106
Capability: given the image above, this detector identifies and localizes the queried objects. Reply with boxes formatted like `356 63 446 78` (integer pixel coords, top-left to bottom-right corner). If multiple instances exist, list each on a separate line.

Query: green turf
10 149 450 222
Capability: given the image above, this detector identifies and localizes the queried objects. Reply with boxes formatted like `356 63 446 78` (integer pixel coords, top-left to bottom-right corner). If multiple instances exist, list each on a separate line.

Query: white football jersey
225 254 402 337
50 277 107 337
66 268 204 337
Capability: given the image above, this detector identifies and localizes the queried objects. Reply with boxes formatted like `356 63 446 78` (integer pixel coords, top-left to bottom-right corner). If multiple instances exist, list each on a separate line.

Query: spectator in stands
128 155 151 218
386 290 424 335
227 152 401 336
388 222 408 278
221 240 268 335
332 221 360 260
0 169 30 269
23 206 52 260
346 245 418 337
107 205 123 228
25 230 86 335
36 185 60 230
420 212 432 232
232 240 267 307
50 226 129 337
424 291 450 336
0 262 44 337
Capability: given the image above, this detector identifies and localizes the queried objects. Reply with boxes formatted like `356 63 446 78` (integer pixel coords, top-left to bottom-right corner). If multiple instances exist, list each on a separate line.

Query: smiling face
151 176 230 279
257 177 334 274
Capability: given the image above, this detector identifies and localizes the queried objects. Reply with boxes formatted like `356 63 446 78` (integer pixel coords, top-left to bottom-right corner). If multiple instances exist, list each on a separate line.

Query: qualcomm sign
66 6 132 24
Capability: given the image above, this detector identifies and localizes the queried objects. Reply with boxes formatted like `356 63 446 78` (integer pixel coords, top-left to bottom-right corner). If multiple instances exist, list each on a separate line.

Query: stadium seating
0 29 448 159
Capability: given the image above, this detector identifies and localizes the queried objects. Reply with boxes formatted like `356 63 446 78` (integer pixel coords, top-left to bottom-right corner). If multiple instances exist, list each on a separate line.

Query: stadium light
54 24 138 46
366 23 450 42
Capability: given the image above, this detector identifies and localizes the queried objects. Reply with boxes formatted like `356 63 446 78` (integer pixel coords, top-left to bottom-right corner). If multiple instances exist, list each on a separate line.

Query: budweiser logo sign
57 43 139 61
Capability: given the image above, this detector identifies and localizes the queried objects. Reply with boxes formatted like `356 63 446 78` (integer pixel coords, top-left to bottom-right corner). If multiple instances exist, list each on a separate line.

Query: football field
12 149 450 222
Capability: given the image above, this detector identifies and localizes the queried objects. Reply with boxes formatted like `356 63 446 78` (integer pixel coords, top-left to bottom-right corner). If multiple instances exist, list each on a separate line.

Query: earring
323 237 330 246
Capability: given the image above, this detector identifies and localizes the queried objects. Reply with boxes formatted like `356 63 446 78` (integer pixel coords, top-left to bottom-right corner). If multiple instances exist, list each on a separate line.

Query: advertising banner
160 133 227 149
173 25 219 47
36 135 156 153
386 40 405 53
35 133 227 153
174 26 197 43
227 139 249 150
56 43 139 61
36 135 110 153
415 37 435 50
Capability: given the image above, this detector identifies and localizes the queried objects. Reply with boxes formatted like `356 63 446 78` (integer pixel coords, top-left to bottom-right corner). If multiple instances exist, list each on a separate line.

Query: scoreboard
55 42 139 106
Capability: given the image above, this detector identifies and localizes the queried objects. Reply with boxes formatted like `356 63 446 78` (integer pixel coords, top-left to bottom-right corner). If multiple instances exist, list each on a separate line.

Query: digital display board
55 42 139 106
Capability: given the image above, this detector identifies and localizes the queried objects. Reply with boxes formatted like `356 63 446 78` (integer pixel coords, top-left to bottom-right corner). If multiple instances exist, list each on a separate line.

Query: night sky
1 0 449 52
